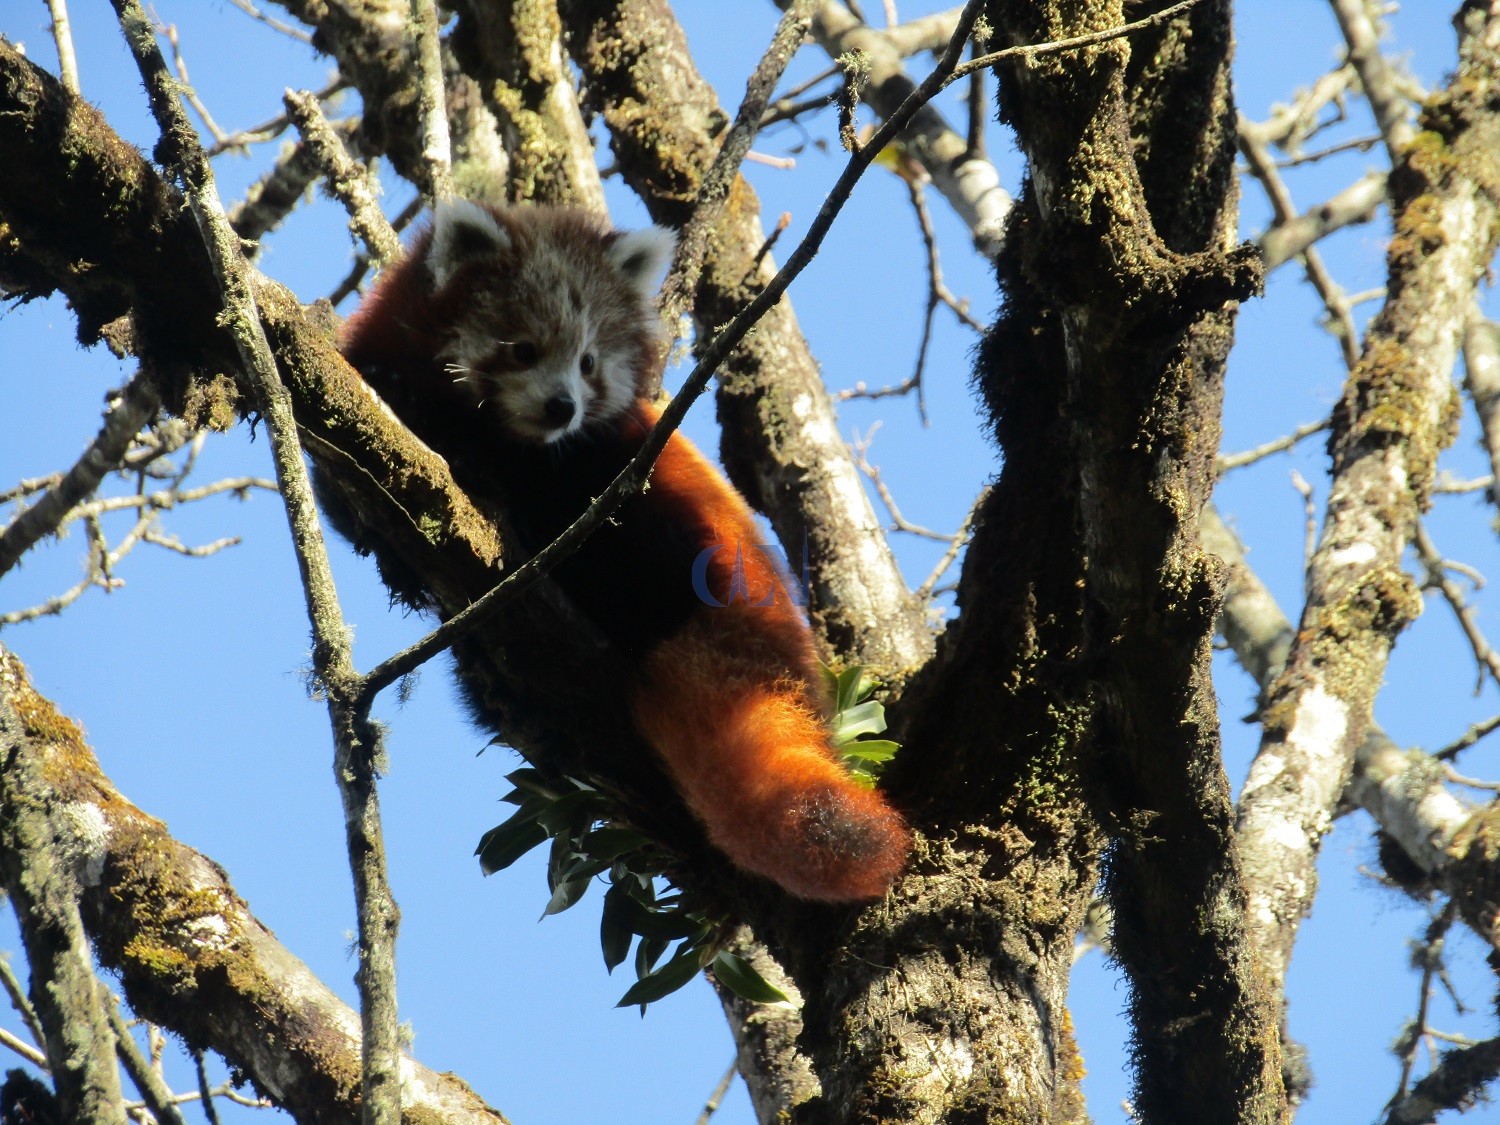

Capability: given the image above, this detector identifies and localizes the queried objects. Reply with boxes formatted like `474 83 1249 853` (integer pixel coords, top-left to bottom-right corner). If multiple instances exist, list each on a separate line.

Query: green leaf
636 934 669 978
556 854 612 885
845 765 878 789
540 873 593 919
839 739 900 764
820 661 841 704
710 952 793 1006
546 830 577 889
617 943 705 1009
504 768 567 801
536 788 611 836
832 699 887 744
834 666 865 712
581 826 653 860
610 893 700 941
600 885 637 973
475 815 549 875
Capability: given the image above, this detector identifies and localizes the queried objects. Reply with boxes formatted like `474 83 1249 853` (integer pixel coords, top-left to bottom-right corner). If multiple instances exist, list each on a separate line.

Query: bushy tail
633 623 911 902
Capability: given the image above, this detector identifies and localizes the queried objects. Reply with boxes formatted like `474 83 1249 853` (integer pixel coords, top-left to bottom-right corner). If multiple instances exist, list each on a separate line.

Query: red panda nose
542 394 576 427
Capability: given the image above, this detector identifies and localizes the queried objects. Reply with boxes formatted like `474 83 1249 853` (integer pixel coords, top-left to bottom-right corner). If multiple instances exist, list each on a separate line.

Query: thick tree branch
1236 8 1500 997
447 0 604 208
0 372 160 579
786 0 1013 257
1203 505 1500 956
0 649 128 1125
0 648 510 1125
984 0 1284 1120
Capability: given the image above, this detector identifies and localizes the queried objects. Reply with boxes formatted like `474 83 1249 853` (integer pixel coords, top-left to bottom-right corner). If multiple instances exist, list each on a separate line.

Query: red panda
340 199 910 902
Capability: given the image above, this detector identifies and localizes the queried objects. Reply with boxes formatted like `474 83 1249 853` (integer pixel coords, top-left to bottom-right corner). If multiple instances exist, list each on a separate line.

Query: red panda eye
580 352 596 375
512 341 539 366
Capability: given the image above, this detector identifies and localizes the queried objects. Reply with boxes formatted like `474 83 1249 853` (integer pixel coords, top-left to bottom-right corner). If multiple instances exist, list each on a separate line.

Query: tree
1 1 1498 1123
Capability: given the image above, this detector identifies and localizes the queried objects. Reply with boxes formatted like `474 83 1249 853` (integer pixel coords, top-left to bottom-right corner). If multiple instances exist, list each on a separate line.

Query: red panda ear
606 226 677 302
428 198 511 290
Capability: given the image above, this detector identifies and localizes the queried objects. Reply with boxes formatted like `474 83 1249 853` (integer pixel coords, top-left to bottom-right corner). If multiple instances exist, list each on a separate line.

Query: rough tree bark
7 0 1447 1121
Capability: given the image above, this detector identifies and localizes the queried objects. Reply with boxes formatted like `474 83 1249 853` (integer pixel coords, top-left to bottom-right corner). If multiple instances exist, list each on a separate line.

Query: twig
156 21 231 147
207 77 346 158
192 1050 222 1125
1216 418 1329 473
44 0 80 93
1413 523 1500 696
1441 764 1500 793
0 373 161 579
838 176 977 414
694 1060 740 1125
1392 904 1457 1102
0 953 47 1051
1434 713 1500 762
326 197 424 307
1275 133 1380 167
916 486 986 600
408 0 452 201
108 1002 189 1125
851 424 947 539
1239 124 1361 366
952 0 1207 80
659 0 815 335
225 0 313 43
1289 469 1316 568
283 89 402 265
109 6 402 1124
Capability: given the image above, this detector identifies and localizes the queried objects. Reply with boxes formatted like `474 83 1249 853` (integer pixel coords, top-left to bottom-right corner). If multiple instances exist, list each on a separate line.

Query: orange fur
339 201 912 901
626 407 911 901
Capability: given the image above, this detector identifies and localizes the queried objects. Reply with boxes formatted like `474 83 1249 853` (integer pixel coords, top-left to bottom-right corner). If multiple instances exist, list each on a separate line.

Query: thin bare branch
1216 418 1330 474
409 0 453 201
283 88 402 265
226 0 314 43
1239 124 1360 365
108 1002 190 1125
660 0 815 333
1413 523 1500 696
1329 0 1417 155
44 0 79 93
109 6 402 1123
0 374 160 579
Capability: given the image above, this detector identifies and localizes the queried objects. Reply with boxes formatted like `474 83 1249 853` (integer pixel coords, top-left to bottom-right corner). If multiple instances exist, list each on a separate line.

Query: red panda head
423 200 676 444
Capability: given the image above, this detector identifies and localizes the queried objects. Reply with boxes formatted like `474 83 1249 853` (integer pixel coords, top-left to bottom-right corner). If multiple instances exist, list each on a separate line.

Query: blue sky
1 2 1497 1122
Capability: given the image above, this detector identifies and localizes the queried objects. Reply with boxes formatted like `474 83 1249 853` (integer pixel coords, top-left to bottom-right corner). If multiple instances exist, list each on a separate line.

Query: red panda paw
768 781 912 902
